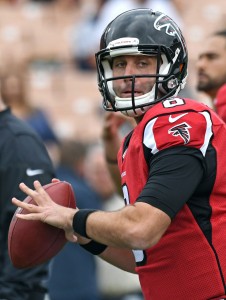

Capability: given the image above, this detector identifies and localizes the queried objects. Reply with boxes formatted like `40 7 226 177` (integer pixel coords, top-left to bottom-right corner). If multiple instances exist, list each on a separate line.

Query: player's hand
102 112 127 163
102 111 135 140
12 180 78 243
102 112 125 141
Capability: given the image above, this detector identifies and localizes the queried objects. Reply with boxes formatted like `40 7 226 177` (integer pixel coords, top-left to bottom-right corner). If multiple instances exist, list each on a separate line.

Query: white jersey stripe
143 117 159 154
199 111 213 156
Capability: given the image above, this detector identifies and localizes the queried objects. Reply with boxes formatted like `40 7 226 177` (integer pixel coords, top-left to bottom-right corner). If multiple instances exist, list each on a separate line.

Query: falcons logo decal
168 122 192 144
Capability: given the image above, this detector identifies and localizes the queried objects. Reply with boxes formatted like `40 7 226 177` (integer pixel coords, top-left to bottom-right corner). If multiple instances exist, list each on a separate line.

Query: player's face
112 55 157 98
196 36 226 96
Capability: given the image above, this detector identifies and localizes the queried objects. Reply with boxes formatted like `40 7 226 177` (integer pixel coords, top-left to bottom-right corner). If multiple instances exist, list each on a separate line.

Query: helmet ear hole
167 77 178 89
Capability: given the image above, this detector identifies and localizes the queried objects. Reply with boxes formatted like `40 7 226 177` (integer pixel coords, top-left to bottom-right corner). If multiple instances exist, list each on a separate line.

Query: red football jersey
118 98 226 300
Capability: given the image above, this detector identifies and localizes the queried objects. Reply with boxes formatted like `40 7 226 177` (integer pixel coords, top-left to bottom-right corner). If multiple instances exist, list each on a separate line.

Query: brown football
8 181 76 269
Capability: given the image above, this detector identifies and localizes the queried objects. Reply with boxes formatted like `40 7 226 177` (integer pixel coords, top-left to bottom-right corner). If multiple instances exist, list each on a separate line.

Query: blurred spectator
70 0 107 71
29 0 54 3
83 143 143 300
196 29 226 122
0 68 58 143
71 0 183 71
0 79 55 299
46 139 103 300
28 0 79 7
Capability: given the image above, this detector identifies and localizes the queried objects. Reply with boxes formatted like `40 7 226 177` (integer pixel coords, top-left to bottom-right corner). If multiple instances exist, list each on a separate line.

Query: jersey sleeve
136 146 205 219
143 110 213 157
135 108 212 218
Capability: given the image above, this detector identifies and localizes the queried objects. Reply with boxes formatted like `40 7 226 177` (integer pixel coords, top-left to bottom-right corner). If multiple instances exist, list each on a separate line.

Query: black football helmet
95 8 188 117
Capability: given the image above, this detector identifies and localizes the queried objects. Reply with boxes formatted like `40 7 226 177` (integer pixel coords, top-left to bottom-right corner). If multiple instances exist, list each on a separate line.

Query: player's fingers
19 182 39 200
33 180 45 192
12 197 40 213
16 212 42 221
19 182 50 207
65 230 78 243
52 178 60 183
33 181 54 205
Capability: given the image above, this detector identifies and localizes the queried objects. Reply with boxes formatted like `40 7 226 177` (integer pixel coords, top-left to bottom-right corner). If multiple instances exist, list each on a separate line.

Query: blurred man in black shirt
0 98 55 300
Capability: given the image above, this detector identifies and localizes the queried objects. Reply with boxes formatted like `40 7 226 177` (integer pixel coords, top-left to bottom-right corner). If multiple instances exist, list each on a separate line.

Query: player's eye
137 61 148 67
113 61 126 69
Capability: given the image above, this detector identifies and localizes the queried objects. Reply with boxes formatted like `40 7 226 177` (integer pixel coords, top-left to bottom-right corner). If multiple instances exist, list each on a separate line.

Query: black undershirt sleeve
136 146 205 219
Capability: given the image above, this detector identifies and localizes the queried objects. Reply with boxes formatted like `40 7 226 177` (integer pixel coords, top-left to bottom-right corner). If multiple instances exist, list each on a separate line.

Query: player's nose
124 64 136 81
124 63 136 79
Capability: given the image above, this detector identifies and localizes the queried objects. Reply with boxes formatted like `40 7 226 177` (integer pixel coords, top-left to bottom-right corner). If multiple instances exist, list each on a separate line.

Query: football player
12 9 226 300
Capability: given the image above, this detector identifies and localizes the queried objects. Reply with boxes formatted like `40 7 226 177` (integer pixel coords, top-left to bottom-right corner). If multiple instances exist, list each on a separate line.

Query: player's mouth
121 90 143 97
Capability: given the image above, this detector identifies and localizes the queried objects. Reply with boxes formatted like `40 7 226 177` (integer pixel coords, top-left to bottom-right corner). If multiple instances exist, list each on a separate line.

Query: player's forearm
73 206 139 248
83 205 154 249
74 203 171 250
